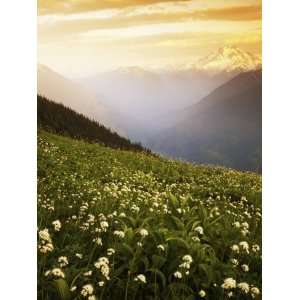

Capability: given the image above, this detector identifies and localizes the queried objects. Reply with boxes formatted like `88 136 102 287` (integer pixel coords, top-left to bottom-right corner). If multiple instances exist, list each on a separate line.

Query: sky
38 0 261 77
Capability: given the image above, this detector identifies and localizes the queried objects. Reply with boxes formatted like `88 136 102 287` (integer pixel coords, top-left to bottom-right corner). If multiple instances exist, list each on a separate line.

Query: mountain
146 70 262 172
37 64 120 133
37 95 150 153
79 66 235 143
187 46 261 74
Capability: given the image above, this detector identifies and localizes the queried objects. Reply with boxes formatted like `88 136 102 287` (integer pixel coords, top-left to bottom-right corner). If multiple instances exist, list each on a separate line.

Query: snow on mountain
185 46 261 73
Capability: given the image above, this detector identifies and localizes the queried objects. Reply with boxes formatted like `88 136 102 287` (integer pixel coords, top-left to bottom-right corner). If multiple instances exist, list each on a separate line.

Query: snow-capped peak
188 46 261 73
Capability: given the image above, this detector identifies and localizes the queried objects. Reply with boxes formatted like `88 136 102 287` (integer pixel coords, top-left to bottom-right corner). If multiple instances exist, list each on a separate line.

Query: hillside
38 64 121 134
38 131 261 300
37 95 150 153
147 70 262 172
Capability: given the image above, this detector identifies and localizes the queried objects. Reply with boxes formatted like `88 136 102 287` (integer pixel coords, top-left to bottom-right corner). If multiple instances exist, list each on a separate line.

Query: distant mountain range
146 70 262 172
38 46 262 172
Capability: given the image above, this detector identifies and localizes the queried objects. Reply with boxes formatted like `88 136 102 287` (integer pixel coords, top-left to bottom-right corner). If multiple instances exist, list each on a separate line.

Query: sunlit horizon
38 0 261 77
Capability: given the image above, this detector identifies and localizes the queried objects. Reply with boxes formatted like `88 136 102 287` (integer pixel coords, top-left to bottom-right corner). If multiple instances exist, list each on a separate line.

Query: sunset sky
38 0 261 77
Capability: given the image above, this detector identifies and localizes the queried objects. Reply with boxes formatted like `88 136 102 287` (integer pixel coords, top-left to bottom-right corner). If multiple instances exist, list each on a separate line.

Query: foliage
37 95 151 154
38 131 262 300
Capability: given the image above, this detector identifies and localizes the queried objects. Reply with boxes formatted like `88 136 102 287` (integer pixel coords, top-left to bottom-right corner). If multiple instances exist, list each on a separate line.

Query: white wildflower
139 229 149 237
221 278 236 289
194 226 204 235
134 274 146 284
199 290 206 297
237 282 250 294
81 284 94 297
241 264 249 272
52 220 62 231
174 271 182 279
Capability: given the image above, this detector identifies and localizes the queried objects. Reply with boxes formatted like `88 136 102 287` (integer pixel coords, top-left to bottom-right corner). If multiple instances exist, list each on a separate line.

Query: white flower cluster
173 271 182 279
174 254 193 277
38 228 54 254
134 274 147 284
94 257 110 280
81 284 94 298
221 278 236 289
139 228 149 238
194 226 204 235
58 256 69 267
107 248 115 256
45 268 65 278
52 219 62 231
221 278 260 298
157 244 165 251
113 230 125 238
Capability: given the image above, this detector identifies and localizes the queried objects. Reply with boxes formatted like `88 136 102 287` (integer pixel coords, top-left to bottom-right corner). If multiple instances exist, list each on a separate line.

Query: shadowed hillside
147 70 262 172
37 95 151 154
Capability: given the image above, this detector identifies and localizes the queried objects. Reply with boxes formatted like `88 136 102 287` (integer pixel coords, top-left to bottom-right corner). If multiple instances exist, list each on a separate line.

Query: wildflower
230 259 239 266
174 271 182 279
221 278 236 289
113 230 125 238
93 237 102 245
231 244 239 253
194 226 204 235
76 253 83 259
182 255 193 263
52 220 62 231
94 257 110 280
137 242 143 247
241 264 249 272
192 236 200 242
88 296 96 300
139 228 149 237
237 282 250 294
107 248 115 256
100 221 109 231
239 241 250 253
134 274 147 284
84 270 93 276
98 281 105 287
252 244 260 253
157 244 165 251
58 256 69 267
39 229 52 242
250 287 260 298
70 286 77 292
199 290 206 297
81 284 94 297
232 221 241 228
241 222 249 229
51 268 65 278
39 242 54 254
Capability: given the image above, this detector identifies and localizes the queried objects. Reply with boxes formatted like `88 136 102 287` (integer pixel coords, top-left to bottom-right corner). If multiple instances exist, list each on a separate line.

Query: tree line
37 95 152 154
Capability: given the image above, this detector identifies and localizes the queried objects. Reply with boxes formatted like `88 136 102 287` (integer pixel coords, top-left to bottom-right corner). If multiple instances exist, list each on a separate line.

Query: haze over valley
38 46 261 171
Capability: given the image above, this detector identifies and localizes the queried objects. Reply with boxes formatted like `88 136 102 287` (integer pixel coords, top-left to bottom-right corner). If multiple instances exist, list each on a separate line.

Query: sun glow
38 0 261 77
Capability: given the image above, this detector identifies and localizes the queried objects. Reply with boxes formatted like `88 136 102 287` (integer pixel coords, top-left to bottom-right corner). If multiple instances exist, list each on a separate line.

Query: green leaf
147 268 167 288
51 279 71 300
166 237 189 250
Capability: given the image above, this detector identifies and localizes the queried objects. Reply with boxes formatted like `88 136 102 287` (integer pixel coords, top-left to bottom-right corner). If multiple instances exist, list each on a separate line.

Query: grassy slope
38 131 261 300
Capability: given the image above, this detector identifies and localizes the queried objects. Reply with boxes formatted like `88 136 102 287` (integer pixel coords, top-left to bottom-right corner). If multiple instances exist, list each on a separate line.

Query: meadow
38 131 261 300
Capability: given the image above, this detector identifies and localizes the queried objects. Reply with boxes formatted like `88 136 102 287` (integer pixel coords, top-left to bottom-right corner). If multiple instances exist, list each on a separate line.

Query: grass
38 130 261 300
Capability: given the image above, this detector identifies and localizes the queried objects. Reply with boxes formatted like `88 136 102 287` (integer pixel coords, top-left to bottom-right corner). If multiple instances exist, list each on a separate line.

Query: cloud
38 0 190 15
38 4 261 39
